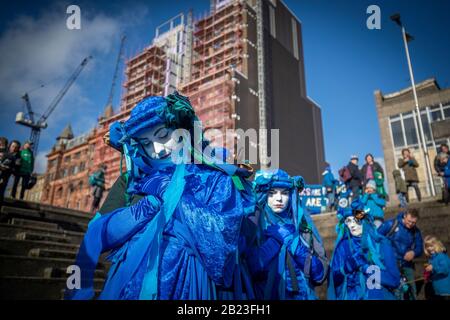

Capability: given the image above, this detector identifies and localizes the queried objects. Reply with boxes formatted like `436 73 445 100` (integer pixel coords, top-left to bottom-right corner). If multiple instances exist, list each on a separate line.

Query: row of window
389 103 450 149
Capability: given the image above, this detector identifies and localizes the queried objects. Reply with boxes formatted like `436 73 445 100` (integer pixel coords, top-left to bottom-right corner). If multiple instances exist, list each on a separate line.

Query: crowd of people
320 148 450 300
0 137 35 207
62 93 449 301
322 143 450 212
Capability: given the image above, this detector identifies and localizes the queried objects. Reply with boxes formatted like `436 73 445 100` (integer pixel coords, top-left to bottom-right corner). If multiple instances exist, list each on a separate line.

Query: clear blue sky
0 0 449 176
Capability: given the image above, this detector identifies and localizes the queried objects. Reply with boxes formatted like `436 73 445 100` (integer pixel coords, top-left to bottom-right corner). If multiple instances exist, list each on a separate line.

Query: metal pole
401 26 436 197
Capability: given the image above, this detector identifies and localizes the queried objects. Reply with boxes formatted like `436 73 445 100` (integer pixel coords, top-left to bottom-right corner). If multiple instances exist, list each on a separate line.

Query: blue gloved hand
345 251 368 273
136 171 172 199
265 223 295 245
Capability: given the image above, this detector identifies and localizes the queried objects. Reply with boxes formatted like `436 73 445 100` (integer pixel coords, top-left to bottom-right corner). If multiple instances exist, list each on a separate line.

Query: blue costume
328 200 401 300
245 169 328 300
65 93 254 300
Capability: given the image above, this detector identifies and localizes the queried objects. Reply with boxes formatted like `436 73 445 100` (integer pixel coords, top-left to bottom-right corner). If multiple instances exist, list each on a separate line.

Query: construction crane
105 35 126 109
15 56 92 154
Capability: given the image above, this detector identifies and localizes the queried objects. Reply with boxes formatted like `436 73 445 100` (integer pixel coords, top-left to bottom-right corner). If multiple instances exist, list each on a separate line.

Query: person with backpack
65 93 256 300
11 140 34 200
361 153 384 187
378 208 423 300
322 162 338 211
89 164 107 213
340 155 363 199
247 169 328 300
328 199 400 300
0 140 21 207
393 169 408 208
398 148 421 202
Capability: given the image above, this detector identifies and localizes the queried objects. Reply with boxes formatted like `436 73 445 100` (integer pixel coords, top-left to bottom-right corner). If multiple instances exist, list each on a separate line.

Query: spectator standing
322 162 338 211
11 141 34 200
393 169 408 208
378 208 423 300
397 148 421 202
0 141 21 206
361 153 384 186
346 155 363 198
89 164 107 213
0 137 8 161
434 144 450 203
433 143 449 175
437 153 450 205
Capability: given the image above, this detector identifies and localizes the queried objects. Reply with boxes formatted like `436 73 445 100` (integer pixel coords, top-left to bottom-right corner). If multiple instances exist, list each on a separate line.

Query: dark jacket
347 162 362 188
361 162 384 184
0 151 21 175
378 213 423 268
397 157 419 182
392 170 407 194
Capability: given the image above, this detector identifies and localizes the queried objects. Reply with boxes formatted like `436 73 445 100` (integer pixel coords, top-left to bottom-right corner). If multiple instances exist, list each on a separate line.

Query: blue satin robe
66 164 249 300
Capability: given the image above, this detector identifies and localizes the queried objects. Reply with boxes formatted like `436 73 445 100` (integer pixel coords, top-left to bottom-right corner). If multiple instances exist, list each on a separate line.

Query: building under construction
42 0 326 212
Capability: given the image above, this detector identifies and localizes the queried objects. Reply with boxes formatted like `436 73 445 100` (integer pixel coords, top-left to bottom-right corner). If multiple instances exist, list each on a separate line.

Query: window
403 116 418 145
64 156 71 163
269 5 276 38
291 18 299 59
444 105 450 119
430 108 443 122
420 113 432 142
390 119 404 147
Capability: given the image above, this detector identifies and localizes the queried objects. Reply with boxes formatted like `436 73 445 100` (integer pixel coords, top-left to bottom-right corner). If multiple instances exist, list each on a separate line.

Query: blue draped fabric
65 163 248 300
247 169 327 300
328 214 401 300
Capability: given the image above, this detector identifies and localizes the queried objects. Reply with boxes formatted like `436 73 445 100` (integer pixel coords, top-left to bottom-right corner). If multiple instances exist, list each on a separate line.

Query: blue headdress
253 169 322 241
107 92 201 194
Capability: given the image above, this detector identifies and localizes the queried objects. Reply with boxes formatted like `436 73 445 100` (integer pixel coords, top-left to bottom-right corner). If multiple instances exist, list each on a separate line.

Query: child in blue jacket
424 235 450 299
360 180 386 228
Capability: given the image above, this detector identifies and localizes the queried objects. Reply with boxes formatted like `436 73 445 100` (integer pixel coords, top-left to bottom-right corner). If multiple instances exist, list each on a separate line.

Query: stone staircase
312 199 450 299
0 197 448 300
0 198 107 300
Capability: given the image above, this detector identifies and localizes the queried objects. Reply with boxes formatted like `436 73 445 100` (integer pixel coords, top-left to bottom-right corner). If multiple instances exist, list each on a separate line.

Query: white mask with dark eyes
344 216 363 237
267 188 290 213
135 124 177 161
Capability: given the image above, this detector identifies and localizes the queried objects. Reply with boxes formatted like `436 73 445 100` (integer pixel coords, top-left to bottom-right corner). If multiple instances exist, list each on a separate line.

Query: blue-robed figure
245 169 328 300
65 93 255 300
328 199 401 300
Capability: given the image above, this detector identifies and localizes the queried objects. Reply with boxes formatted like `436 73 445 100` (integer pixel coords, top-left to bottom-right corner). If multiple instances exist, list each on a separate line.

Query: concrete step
0 223 84 241
28 248 78 260
0 200 90 233
0 255 107 278
15 231 73 244
0 276 105 300
0 237 79 256
9 218 60 230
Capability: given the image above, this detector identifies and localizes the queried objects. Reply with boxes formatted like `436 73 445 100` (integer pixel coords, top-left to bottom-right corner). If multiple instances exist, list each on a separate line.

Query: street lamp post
391 13 436 197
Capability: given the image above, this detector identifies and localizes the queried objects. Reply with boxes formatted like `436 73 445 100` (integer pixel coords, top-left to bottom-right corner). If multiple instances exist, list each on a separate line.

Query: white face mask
344 216 363 237
267 188 290 213
134 124 178 161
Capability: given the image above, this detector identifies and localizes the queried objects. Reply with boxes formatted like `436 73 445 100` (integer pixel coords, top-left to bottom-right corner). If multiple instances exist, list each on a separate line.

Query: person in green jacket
11 140 34 200
89 164 107 213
